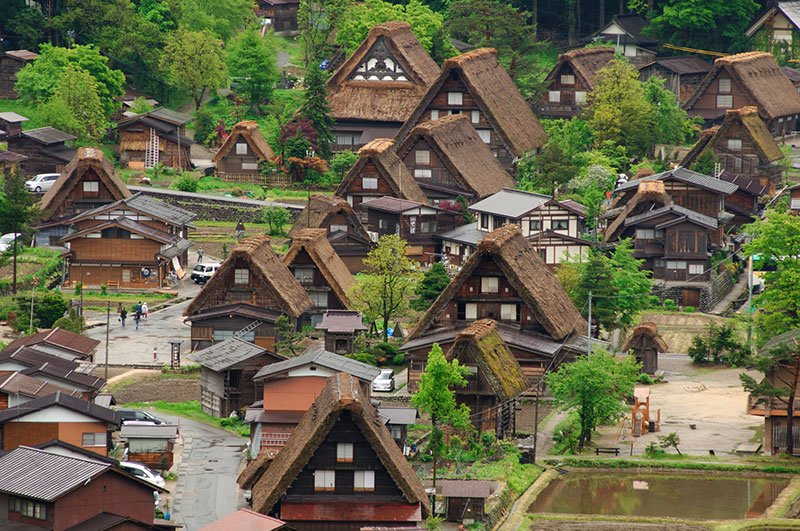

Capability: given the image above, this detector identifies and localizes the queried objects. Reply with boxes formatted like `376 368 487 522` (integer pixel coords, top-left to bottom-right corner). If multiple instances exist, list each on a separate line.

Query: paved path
278 51 291 68
157 413 248 530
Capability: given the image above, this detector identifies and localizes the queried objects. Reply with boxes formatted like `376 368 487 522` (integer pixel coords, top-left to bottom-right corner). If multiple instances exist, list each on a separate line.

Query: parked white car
372 368 395 392
25 173 60 193
120 461 166 489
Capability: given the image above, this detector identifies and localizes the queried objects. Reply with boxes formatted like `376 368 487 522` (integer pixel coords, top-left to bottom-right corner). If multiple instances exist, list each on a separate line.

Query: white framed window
636 228 655 239
480 213 489 229
529 220 540 232
330 224 347 233
337 442 353 463
415 150 430 165
718 78 731 93
236 143 248 155
575 91 587 103
310 291 328 307
234 268 249 285
501 304 517 321
414 169 432 178
354 470 375 492
242 162 259 170
471 110 480 124
560 74 575 85
548 90 561 103
448 92 463 105
430 109 439 120
481 277 498 293
654 258 665 268
717 95 733 108
465 303 477 320
727 138 742 151
10 497 46 520
666 260 686 269
294 267 314 283
83 181 99 193
378 219 388 229
688 264 705 275
362 177 378 189
82 432 105 447
477 129 491 144
314 470 335 491
734 157 742 171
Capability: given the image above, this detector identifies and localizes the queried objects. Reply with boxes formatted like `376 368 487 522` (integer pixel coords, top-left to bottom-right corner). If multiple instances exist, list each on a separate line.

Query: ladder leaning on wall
145 127 160 169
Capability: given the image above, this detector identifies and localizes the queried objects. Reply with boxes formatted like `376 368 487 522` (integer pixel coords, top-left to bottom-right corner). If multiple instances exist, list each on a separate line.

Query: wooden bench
594 447 620 456
106 281 120 289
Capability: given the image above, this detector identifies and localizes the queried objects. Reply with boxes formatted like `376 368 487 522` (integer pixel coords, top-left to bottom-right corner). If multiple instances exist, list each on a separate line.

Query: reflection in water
527 474 788 520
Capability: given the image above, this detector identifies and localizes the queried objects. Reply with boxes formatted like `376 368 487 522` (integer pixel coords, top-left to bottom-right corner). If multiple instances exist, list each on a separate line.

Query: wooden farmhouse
214 120 276 183
289 194 373 274
361 196 459 265
335 138 428 214
5 327 99 362
0 111 29 140
117 107 194 170
248 345 380 456
0 391 120 455
188 337 286 418
326 21 440 152
185 235 312 351
584 15 657 66
316 310 367 355
621 322 669 375
395 48 548 173
790 183 800 215
0 149 26 175
37 147 131 247
681 107 785 191
250 372 430 530
255 0 300 34
446 319 528 438
395 114 515 204
283 228 356 328
683 51 800 132
6 126 77 176
746 1 800 56
537 47 615 119
0 446 169 531
0 49 37 99
0 346 105 399
401 225 587 391
718 170 768 225
638 56 712 103
0 372 80 410
119 423 179 470
440 480 493 523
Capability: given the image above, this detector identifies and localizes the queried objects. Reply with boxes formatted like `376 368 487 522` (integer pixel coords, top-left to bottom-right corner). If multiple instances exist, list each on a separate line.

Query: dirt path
105 368 160 386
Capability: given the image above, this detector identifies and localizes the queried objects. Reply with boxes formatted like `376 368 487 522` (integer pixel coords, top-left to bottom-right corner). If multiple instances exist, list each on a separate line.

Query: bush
688 322 748 365
194 108 216 147
683 306 694 313
15 291 68 330
346 350 377 366
637 372 655 384
391 351 405 365
550 410 580 455
645 441 667 458
663 299 676 310
173 174 200 192
260 206 291 236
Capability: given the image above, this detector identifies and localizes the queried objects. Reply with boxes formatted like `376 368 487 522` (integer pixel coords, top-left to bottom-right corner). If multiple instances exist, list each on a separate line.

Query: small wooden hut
213 120 275 183
119 424 179 470
0 50 38 99
440 480 492 522
621 322 668 375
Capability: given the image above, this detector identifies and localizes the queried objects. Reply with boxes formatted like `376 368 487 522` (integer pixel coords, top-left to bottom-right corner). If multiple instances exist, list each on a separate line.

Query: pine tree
300 67 335 158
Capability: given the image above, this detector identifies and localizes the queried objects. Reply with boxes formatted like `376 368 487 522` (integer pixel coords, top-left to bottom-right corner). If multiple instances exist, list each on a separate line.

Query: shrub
688 322 748 365
683 306 694 313
347 350 377 366
260 206 291 236
644 441 667 458
100 284 108 296
550 410 580 455
194 107 216 147
15 291 68 329
173 174 200 192
663 299 676 310
637 372 655 384
391 351 405 365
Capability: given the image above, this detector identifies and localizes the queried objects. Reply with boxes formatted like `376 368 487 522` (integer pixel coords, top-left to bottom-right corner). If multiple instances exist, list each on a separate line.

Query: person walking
197 247 204 264
120 307 127 327
134 308 141 330
142 302 149 319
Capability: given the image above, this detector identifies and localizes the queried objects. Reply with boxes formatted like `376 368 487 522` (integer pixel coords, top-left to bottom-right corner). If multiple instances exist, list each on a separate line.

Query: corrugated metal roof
316 310 368 333
433 222 483 246
0 149 27 163
645 56 712 75
120 424 179 439
469 188 551 218
616 167 738 195
778 1 800 29
253 344 380 382
149 107 194 126
4 50 38 61
184 303 283 323
441 479 492 498
0 446 109 501
126 193 197 225
377 407 417 425
187 337 269 372
22 126 76 144
360 196 427 213
625 204 718 230
0 391 120 425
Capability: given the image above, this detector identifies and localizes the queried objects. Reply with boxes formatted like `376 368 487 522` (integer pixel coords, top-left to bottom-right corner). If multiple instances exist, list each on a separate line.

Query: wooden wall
0 56 29 99
6 136 68 176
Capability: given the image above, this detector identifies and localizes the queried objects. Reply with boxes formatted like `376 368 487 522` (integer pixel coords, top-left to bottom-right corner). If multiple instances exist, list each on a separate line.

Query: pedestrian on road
142 302 149 319
136 301 142 314
120 307 127 327
198 247 204 264
134 310 141 330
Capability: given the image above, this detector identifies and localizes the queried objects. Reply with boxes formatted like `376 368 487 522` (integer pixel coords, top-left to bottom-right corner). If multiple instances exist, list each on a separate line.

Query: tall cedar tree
160 28 228 110
0 169 40 295
227 27 280 111
546 350 640 451
411 262 451 311
741 342 800 455
300 67 335 158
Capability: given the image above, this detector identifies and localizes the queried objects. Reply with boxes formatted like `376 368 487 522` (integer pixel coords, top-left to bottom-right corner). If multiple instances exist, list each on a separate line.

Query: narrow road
157 413 248 530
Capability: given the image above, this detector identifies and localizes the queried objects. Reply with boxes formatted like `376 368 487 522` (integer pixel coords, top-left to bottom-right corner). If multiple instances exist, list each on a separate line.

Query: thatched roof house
604 180 673 243
395 48 547 172
214 120 275 182
396 114 514 203
335 138 428 209
251 372 430 523
537 47 615 118
185 235 312 319
621 322 668 374
683 51 800 132
327 21 440 151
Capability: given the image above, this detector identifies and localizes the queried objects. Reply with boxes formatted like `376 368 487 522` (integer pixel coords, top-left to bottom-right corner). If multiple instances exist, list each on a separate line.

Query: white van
25 173 60 193
191 263 221 284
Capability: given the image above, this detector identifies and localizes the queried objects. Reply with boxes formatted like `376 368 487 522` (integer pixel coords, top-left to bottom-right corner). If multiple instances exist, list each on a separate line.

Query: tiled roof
5 327 100 357
616 167 738 195
315 310 367 333
0 391 121 425
253 343 380 382
187 337 275 372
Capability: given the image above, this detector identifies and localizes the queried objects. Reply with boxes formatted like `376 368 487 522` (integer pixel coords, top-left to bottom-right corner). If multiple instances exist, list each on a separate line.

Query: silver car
372 368 395 392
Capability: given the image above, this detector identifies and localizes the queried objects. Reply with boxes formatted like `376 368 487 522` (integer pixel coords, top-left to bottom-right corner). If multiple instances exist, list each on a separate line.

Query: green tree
6 6 46 50
643 77 696 145
300 66 335 158
657 432 682 456
261 206 291 236
160 28 228 110
691 149 718 176
227 27 281 110
35 66 106 143
299 0 353 69
545 350 640 451
330 150 358 180
176 0 255 41
516 140 578 195
52 308 87 334
0 169 40 295
275 315 304 356
15 292 68 330
411 262 450 311
587 58 654 159
138 0 178 32
349 234 420 341
129 96 154 114
194 108 217 146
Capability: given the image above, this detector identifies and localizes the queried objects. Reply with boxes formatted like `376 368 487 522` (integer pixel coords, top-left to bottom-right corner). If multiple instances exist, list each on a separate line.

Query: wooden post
105 302 110 381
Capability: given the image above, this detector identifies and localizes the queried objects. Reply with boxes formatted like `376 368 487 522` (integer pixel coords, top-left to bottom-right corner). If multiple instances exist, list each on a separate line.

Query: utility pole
105 302 110 381
532 381 541 465
29 277 37 333
746 255 754 354
587 291 592 355
431 417 438 516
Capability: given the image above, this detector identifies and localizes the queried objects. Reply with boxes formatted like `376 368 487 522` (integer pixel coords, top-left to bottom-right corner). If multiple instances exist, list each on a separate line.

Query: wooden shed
213 120 275 183
315 309 367 354
0 111 29 140
6 126 77 176
621 322 668 375
116 108 194 170
0 50 38 99
119 424 179 470
440 479 492 522
188 337 285 418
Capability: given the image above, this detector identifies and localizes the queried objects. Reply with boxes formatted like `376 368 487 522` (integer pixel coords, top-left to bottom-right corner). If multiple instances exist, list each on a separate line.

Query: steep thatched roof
335 139 428 204
446 319 528 400
407 225 586 342
684 52 800 120
621 322 669 353
214 120 275 162
545 47 615 91
396 48 547 157
604 180 672 243
283 228 356 308
712 107 783 164
184 235 312 318
680 127 717 169
40 147 131 216
397 114 514 199
327 21 440 123
251 372 430 517
238 452 273 489
288 194 371 242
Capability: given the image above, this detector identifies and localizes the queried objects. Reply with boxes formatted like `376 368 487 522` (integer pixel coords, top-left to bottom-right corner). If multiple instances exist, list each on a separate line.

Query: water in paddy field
527 473 789 520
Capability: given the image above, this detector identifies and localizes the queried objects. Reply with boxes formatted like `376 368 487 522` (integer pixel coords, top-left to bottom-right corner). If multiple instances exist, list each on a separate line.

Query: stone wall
655 270 735 312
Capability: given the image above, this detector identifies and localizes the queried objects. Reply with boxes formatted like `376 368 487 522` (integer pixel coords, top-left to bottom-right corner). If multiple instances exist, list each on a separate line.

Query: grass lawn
0 99 37 128
469 447 542 496
273 35 304 72
123 400 250 437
